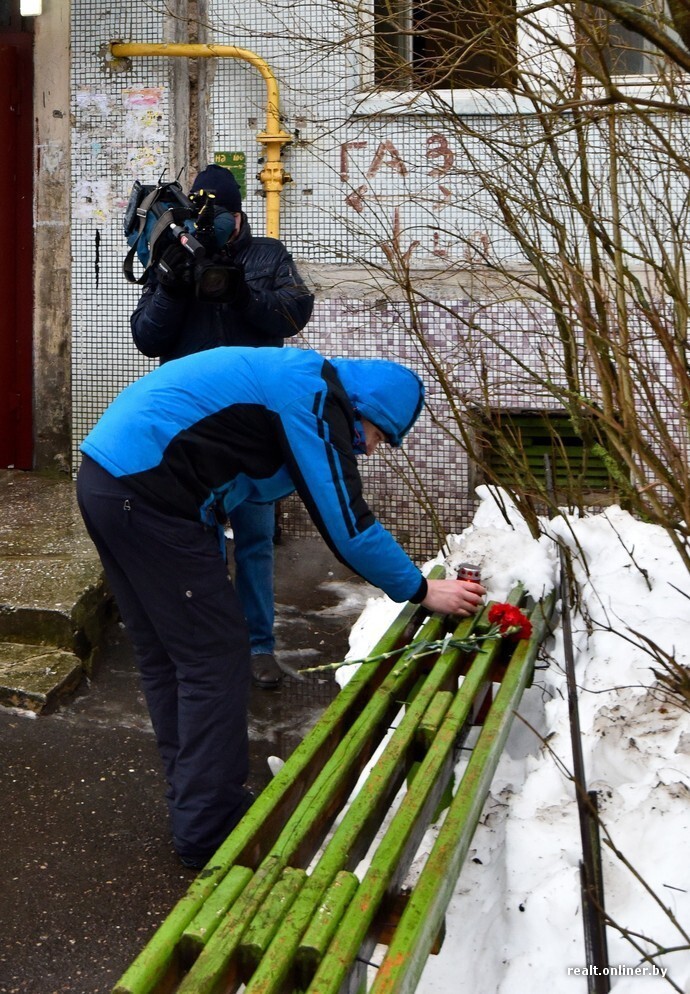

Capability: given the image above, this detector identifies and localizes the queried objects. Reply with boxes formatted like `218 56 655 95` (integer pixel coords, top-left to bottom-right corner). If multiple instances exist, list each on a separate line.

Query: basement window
471 409 622 502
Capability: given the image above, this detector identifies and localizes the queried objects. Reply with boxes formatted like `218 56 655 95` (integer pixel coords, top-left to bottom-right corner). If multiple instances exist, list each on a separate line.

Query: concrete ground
0 501 372 993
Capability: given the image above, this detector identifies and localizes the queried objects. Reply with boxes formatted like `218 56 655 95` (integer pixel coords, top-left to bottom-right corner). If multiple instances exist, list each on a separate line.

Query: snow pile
346 488 690 993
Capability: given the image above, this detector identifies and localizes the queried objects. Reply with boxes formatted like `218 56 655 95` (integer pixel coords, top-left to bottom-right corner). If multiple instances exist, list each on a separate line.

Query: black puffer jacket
130 214 314 363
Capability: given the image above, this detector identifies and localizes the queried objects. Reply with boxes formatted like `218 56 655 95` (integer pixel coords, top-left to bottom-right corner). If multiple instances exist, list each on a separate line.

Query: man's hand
156 243 193 293
422 578 486 616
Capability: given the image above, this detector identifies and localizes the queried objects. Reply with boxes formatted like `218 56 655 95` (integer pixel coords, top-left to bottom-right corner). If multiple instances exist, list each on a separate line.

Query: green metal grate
477 409 620 493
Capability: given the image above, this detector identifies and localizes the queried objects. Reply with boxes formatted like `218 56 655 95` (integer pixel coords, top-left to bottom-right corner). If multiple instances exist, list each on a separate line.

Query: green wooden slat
175 611 450 994
109 861 256 994
239 868 307 974
495 470 611 487
416 691 453 751
180 866 253 962
114 575 556 994
499 472 610 484
110 585 434 994
520 450 606 464
301 601 519 994
368 592 557 994
236 611 488 994
296 871 360 988
501 450 608 465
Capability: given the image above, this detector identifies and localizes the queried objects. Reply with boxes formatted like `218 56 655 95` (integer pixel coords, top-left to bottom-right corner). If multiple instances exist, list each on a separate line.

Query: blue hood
330 357 425 447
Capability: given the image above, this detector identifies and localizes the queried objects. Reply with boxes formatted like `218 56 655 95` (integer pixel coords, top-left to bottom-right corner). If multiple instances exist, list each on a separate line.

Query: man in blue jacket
77 347 485 868
131 163 314 690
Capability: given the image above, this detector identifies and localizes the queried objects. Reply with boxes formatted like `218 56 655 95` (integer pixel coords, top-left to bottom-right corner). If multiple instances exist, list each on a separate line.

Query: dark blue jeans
77 456 252 862
229 500 276 656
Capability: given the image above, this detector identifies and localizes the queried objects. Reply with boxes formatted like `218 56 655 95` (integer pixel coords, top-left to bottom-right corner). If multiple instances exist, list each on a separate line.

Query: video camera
168 190 244 301
123 179 243 301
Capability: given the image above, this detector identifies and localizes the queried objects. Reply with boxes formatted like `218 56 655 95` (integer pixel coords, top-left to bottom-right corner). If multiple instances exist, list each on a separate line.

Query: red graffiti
367 140 408 179
345 184 367 213
427 133 454 177
434 184 452 211
463 229 491 262
432 231 448 258
380 208 420 266
340 140 368 182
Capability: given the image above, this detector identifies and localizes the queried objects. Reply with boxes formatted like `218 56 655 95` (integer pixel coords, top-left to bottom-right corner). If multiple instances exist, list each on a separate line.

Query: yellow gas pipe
109 42 292 239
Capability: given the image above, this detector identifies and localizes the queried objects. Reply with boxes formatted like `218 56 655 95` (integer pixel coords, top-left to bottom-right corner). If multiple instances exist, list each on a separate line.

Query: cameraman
130 164 314 690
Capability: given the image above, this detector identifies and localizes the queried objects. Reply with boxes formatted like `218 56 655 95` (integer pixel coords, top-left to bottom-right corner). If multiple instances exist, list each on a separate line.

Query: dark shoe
179 853 207 870
177 789 256 869
251 653 283 689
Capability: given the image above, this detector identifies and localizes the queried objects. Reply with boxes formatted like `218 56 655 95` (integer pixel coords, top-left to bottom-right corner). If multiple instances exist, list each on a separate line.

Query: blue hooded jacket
81 347 427 603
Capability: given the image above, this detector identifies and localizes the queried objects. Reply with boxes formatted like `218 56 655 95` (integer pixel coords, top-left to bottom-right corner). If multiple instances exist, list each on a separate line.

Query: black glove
156 242 194 294
194 259 250 305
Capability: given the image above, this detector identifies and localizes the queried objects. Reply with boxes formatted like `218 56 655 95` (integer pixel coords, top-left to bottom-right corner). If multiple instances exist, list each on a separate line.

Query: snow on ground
342 487 690 993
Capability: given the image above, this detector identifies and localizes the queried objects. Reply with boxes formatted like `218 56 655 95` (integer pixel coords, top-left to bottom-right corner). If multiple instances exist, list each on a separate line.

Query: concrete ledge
0 643 84 713
0 470 112 711
0 565 110 656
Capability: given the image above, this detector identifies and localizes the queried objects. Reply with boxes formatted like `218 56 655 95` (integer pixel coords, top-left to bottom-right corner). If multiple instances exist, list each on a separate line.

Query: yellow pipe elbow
110 42 292 238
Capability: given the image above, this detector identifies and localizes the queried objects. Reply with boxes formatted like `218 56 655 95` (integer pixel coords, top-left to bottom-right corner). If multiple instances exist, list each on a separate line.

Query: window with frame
576 0 658 76
374 0 659 90
374 0 517 89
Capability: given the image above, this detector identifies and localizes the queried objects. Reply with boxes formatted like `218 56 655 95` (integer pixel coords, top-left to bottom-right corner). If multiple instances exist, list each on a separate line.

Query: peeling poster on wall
121 87 168 181
122 87 166 144
75 89 115 117
73 178 113 222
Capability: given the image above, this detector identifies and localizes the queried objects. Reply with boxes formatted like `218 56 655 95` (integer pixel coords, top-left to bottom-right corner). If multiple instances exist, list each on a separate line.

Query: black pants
77 455 251 862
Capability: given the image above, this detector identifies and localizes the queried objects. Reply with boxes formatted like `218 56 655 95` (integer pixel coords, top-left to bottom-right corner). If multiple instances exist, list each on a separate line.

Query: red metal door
0 31 34 468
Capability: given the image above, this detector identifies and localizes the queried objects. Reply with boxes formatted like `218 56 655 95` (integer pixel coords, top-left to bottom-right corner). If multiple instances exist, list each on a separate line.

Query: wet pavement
0 536 373 994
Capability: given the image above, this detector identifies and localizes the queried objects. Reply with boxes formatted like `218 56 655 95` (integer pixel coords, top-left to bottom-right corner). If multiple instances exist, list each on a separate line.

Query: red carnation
488 603 533 641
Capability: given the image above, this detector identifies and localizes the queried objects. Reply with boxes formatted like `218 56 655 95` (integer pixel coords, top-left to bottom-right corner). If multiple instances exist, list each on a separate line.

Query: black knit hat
190 164 242 212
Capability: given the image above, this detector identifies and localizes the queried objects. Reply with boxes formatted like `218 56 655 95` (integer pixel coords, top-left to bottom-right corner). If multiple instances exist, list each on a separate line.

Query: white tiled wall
70 1 685 558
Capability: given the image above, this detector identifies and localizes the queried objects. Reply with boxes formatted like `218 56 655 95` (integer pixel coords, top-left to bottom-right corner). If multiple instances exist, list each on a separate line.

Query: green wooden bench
112 568 555 994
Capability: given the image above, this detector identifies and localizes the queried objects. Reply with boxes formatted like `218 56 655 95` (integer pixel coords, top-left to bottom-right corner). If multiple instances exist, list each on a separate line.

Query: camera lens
197 265 232 299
